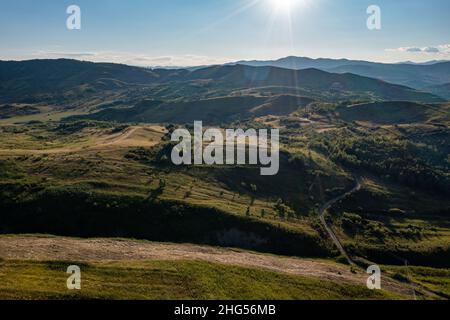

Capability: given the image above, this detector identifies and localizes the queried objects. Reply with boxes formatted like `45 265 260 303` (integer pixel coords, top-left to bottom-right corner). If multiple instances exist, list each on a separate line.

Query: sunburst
269 0 304 13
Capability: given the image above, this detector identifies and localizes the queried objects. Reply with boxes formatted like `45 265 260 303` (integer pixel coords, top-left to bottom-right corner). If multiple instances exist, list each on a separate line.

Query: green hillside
73 95 315 124
0 60 443 107
0 259 404 300
336 101 435 124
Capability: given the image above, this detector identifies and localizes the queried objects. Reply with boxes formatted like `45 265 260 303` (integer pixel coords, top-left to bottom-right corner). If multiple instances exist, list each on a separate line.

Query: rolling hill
328 62 450 91
186 64 443 102
0 59 163 103
234 56 372 70
426 83 450 100
336 101 437 124
234 56 450 90
0 59 444 107
73 95 315 124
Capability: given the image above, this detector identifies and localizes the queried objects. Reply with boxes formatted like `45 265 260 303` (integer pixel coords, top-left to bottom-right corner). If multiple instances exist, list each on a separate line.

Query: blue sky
0 0 449 66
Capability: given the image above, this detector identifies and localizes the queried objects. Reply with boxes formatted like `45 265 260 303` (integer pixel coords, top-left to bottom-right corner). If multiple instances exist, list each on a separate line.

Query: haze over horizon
2 55 450 70
1 0 449 67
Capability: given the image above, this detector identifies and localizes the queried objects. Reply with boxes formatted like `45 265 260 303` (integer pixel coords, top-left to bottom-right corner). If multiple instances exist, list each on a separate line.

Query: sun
269 0 300 12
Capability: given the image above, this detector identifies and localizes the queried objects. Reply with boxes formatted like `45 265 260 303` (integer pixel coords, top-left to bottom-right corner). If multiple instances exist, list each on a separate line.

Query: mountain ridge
0 59 444 105
232 56 450 90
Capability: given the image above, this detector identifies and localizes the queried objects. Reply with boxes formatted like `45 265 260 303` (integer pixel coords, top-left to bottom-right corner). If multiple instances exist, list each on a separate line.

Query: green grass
0 259 404 300
0 121 337 254
337 101 434 125
1 119 449 268
384 265 450 298
0 108 89 125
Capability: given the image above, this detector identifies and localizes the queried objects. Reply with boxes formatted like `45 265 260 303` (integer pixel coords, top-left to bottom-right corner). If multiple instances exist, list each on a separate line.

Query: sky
0 0 449 66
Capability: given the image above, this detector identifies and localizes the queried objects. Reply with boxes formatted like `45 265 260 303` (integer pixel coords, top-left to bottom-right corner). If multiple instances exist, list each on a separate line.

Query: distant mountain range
0 59 443 105
396 60 450 65
232 56 450 90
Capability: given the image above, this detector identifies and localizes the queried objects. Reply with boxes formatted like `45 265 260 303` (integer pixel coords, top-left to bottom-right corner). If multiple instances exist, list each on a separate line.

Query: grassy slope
72 95 316 125
279 106 450 267
330 176 450 264
0 259 403 300
383 265 450 299
0 122 340 246
2 60 442 107
0 125 334 259
0 114 448 267
337 101 433 124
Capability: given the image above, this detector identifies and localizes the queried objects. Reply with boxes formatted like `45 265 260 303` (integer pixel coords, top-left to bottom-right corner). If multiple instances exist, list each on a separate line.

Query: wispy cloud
386 44 450 55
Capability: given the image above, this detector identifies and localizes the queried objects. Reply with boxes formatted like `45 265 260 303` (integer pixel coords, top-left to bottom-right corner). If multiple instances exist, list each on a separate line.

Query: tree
274 198 295 220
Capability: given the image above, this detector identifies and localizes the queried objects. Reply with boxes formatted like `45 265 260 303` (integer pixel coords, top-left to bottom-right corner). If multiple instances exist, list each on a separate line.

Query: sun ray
195 0 262 36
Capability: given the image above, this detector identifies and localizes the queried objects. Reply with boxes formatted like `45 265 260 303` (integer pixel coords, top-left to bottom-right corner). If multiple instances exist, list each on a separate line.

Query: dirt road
319 176 362 265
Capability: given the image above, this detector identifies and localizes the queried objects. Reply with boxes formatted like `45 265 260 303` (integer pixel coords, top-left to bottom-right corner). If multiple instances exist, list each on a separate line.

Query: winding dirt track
319 176 362 265
0 235 413 297
315 177 442 300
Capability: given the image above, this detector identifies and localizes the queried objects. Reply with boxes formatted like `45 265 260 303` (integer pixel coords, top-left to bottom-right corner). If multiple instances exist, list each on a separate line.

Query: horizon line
1 55 449 69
